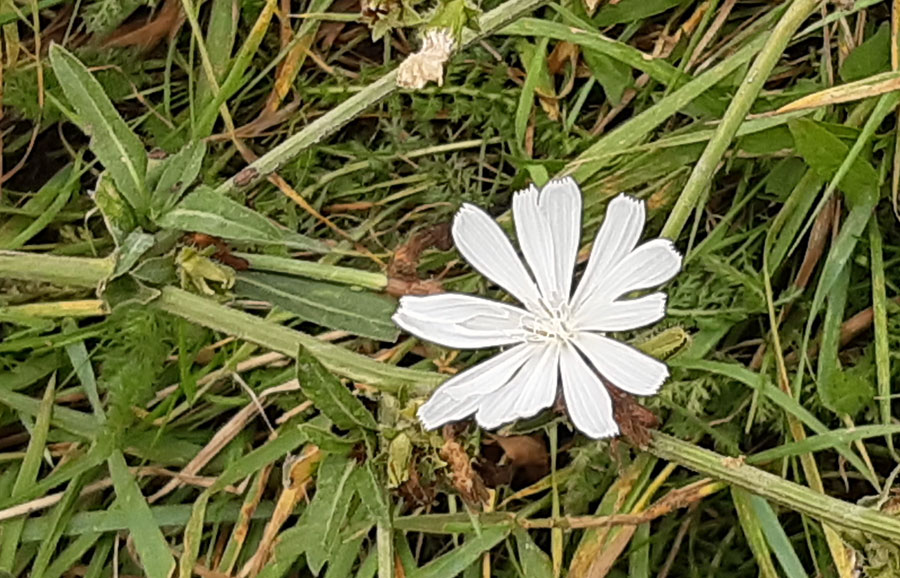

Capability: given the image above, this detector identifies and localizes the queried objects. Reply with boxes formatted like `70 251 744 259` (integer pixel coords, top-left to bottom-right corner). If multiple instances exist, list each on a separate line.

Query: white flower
392 178 682 439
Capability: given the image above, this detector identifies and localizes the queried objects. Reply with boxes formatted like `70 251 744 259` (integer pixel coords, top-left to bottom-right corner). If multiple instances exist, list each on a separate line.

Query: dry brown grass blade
775 71 900 114
239 445 321 578
149 396 264 502
102 0 184 51
214 465 273 574
794 194 837 291
264 1 325 113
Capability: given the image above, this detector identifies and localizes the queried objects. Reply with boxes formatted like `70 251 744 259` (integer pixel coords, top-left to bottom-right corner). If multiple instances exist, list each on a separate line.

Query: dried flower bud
396 28 455 90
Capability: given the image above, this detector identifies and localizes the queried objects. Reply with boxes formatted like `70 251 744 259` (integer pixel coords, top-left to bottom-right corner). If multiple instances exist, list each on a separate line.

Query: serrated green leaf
149 141 207 218
788 118 878 207
234 272 399 341
296 347 378 431
49 44 147 215
303 454 357 575
106 451 175 578
156 187 325 252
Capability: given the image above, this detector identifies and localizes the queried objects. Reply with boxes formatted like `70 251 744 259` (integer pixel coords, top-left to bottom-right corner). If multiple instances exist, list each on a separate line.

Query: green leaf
594 0 683 26
93 173 138 246
514 528 553 578
732 488 778 578
408 526 510 578
303 454 358 575
156 187 325 252
840 22 890 82
296 347 378 431
0 374 56 571
583 50 631 105
49 44 147 215
671 358 877 486
112 230 155 279
0 164 76 250
323 512 369 578
749 496 807 578
515 37 550 152
819 364 875 417
234 272 399 341
148 141 207 218
788 118 878 207
106 452 175 578
354 463 390 525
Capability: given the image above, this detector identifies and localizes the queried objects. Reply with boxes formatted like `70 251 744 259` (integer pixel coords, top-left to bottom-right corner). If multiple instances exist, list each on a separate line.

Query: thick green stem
661 0 821 240
648 432 900 541
0 251 439 392
235 252 387 290
154 287 441 393
0 251 113 288
214 0 548 195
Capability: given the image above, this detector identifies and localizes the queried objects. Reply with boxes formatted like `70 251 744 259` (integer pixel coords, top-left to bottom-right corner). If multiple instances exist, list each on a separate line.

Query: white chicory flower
392 177 682 439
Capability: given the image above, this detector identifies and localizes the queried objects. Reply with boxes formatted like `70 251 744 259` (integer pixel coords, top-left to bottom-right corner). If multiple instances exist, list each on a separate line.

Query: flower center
520 303 576 343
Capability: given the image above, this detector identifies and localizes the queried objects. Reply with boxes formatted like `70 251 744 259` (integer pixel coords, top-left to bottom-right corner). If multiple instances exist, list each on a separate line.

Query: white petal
574 332 668 396
512 178 582 308
574 293 666 332
513 185 556 304
418 389 481 430
572 194 645 310
416 343 540 430
439 343 535 400
475 343 560 428
453 203 542 310
602 239 682 300
559 344 618 439
393 293 528 349
573 239 681 321
540 178 582 305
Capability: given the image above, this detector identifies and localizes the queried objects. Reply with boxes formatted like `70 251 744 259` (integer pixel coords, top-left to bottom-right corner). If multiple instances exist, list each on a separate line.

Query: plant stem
0 251 113 288
1 300 108 317
234 252 387 290
647 432 900 541
661 0 821 240
154 287 442 393
214 0 548 195
0 251 440 392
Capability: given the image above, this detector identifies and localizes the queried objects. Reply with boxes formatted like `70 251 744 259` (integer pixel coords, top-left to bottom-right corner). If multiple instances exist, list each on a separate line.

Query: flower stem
647 432 900 540
0 251 114 288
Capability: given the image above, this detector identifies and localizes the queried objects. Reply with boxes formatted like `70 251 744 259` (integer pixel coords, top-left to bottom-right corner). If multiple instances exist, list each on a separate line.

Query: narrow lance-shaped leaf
49 44 148 215
234 272 399 341
302 454 358 574
157 187 326 252
408 526 510 578
296 346 378 431
148 141 207 218
106 451 175 578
